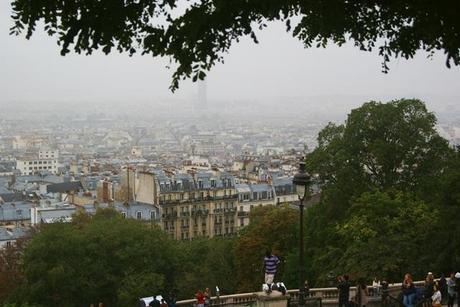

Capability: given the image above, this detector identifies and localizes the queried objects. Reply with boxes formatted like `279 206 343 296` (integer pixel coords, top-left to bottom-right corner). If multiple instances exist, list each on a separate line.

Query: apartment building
155 170 238 240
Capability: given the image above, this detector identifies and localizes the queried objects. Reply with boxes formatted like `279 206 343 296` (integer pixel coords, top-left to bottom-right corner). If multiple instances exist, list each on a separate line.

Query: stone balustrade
176 280 427 306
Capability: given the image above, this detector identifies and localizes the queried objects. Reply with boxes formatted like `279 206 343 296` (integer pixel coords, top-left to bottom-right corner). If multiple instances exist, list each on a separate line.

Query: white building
30 203 75 225
16 157 59 175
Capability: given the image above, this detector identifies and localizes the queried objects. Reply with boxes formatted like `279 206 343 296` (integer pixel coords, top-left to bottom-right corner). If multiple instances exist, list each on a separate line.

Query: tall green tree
15 208 178 307
336 190 439 282
304 98 455 284
174 237 236 299
306 99 452 205
9 1 460 90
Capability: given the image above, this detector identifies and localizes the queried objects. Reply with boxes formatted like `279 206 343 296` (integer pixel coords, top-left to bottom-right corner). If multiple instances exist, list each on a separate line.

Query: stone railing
176 280 426 306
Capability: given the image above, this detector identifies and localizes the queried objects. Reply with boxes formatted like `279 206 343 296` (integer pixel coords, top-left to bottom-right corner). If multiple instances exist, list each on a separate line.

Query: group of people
194 288 212 307
402 272 460 307
262 249 460 307
337 275 371 307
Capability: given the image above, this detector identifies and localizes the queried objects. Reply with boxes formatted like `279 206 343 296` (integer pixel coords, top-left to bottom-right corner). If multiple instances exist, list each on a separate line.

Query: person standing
455 272 460 307
402 273 416 307
303 280 310 298
195 290 205 307
149 297 160 307
372 277 380 296
337 275 351 307
439 274 447 304
204 287 211 306
424 272 435 299
447 273 456 307
263 250 280 292
357 282 369 307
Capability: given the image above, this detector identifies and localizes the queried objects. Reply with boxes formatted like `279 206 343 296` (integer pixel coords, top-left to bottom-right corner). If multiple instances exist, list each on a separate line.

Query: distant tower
197 80 207 110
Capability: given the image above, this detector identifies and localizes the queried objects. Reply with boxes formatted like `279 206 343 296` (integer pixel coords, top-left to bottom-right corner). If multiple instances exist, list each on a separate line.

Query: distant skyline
1 1 460 111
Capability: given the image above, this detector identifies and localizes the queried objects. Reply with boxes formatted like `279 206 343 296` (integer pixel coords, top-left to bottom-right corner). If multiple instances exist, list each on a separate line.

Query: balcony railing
159 195 238 205
161 212 178 219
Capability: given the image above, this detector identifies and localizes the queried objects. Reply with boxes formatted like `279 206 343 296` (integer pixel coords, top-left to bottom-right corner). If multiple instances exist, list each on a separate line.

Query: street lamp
293 161 311 307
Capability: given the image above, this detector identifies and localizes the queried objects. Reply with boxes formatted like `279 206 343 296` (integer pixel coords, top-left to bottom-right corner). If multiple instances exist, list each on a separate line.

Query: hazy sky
1 1 460 109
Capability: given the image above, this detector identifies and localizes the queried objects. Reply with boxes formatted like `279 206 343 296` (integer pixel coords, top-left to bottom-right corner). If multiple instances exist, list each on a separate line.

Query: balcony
162 212 178 219
191 209 210 216
237 211 249 217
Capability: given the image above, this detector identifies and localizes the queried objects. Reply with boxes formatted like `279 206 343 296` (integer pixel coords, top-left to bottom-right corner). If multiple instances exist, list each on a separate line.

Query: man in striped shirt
263 250 280 292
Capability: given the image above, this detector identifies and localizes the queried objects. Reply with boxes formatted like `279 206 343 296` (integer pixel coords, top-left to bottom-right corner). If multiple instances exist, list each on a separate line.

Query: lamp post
293 162 311 307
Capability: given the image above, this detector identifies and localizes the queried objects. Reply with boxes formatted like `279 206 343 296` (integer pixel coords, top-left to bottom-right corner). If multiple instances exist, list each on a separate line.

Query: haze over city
1 0 460 123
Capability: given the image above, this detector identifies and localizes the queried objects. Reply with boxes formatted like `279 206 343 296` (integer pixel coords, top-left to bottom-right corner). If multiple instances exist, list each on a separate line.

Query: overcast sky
1 1 460 111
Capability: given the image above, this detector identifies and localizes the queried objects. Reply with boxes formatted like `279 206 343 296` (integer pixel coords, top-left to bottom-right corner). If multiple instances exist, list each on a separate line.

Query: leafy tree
336 190 439 282
175 237 236 299
9 1 460 90
435 147 460 272
306 99 452 205
0 238 28 304
15 208 178 307
304 98 455 284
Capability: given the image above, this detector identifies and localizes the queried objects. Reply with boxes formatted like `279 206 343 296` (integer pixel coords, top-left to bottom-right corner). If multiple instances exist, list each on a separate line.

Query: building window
121 212 127 219
150 211 156 220
198 180 203 188
240 218 245 226
240 206 243 211
136 211 142 220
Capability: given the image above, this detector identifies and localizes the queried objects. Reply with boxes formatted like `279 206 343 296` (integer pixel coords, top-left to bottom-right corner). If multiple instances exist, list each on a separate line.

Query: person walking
402 273 416 307
263 250 280 292
431 284 442 307
447 272 456 307
337 275 351 307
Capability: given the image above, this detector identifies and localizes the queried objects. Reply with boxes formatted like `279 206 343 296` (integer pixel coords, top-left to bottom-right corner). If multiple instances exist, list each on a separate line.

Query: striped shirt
264 255 280 274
